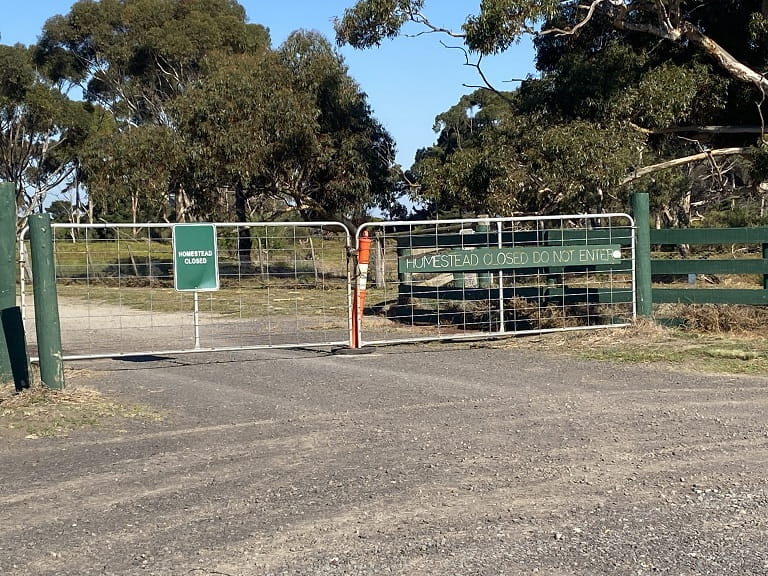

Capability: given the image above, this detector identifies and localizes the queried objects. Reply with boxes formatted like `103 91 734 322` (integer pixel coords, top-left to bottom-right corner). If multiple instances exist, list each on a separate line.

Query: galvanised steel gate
355 214 636 347
20 222 352 360
19 214 636 360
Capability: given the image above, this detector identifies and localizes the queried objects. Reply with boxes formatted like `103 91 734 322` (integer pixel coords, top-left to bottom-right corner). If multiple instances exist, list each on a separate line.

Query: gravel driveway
2 343 767 575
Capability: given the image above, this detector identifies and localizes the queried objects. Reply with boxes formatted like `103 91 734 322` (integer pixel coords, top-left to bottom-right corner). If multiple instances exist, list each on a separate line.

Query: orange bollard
351 230 372 348
356 230 372 323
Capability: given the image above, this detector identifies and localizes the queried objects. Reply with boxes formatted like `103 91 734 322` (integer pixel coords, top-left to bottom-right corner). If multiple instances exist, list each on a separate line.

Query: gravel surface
2 344 768 575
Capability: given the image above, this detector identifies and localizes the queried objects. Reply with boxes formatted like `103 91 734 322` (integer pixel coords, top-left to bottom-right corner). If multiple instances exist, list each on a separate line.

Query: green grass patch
575 331 768 375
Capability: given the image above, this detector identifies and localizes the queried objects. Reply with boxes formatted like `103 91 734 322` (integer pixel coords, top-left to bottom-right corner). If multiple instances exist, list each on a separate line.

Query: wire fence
357 214 636 346
20 222 352 360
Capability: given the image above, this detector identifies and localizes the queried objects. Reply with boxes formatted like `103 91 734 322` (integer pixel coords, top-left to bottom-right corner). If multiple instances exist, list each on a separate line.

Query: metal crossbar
19 222 351 360
356 214 636 346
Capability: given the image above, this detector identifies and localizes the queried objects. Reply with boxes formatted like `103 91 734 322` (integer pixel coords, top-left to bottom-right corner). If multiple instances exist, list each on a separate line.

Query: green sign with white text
173 224 219 291
398 245 622 274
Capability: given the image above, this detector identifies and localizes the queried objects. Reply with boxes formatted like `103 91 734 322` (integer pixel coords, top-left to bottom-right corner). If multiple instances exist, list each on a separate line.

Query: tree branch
407 9 466 40
620 147 752 185
440 41 515 105
629 123 766 135
541 1 768 93
543 0 608 36
681 23 768 92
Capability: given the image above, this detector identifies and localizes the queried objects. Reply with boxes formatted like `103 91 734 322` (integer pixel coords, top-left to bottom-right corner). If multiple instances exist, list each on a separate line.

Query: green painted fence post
29 214 65 390
2 307 31 392
763 242 768 291
0 182 17 383
632 192 653 317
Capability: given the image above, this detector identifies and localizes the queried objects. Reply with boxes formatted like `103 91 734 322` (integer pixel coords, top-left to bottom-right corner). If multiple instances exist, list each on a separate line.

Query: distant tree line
5 0 768 232
1 0 404 235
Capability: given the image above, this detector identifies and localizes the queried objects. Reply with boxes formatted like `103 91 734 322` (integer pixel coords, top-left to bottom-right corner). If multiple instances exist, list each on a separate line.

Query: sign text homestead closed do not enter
398 245 622 274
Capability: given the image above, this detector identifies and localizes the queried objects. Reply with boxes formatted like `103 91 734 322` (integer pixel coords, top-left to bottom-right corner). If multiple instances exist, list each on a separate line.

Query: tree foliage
23 0 400 226
80 120 183 224
173 32 399 225
0 43 92 224
37 0 269 125
337 1 768 220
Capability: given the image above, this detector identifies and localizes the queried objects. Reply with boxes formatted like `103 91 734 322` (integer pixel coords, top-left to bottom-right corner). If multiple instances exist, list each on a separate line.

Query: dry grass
658 303 768 333
0 370 162 438
493 310 768 375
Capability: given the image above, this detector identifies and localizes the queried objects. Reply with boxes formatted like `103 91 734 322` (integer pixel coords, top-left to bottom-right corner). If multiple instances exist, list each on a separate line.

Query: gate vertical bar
29 214 65 389
476 217 492 289
632 192 653 317
0 182 17 381
194 291 201 349
496 221 505 331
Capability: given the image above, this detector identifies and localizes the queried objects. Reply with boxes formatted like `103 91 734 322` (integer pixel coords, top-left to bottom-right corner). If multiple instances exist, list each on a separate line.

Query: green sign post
173 224 219 291
398 244 622 274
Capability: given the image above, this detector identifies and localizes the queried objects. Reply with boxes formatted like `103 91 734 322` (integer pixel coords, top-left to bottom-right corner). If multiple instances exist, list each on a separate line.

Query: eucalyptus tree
273 31 400 224
174 31 399 228
0 43 92 229
79 121 183 226
335 1 768 93
337 1 768 219
37 0 269 126
411 88 644 216
36 0 270 222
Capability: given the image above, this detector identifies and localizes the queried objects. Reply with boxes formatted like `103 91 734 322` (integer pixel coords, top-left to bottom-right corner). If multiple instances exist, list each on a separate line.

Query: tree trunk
374 232 385 289
131 191 139 238
174 186 190 223
235 182 252 268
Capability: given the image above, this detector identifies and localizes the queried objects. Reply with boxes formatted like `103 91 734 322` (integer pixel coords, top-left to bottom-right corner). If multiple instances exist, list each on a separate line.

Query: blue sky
1 1 536 169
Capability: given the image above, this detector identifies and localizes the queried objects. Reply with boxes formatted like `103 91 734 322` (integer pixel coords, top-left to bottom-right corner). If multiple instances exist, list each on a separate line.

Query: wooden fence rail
649 226 768 305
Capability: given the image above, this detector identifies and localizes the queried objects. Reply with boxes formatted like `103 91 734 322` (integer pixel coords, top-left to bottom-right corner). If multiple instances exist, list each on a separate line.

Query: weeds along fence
356 214 637 347
649 227 768 305
19 222 352 360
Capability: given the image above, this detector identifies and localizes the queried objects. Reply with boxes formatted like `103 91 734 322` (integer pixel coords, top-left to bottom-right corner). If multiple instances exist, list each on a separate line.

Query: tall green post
2 307 31 391
29 214 65 389
632 192 653 317
0 182 16 382
763 242 768 290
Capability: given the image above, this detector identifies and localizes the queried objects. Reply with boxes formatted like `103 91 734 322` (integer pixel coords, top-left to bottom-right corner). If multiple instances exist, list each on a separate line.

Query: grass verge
0 369 163 439
499 317 768 375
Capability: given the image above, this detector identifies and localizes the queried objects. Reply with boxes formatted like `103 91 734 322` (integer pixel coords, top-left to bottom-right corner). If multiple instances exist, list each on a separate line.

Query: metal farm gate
20 222 352 360
355 214 637 347
19 214 636 360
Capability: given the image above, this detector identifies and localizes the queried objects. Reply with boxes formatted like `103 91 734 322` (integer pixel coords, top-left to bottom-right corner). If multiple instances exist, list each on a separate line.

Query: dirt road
2 344 767 575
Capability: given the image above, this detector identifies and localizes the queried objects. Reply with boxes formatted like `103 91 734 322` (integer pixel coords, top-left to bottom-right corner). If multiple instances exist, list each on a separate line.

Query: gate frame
355 213 637 347
19 221 353 360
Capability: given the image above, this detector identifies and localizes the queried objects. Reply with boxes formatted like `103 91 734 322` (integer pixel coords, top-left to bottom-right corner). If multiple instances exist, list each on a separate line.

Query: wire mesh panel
357 214 636 346
20 222 351 360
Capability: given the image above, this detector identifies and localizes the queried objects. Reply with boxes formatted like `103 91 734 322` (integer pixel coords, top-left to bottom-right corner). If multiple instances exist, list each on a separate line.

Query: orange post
352 231 372 348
